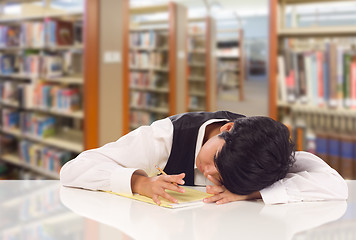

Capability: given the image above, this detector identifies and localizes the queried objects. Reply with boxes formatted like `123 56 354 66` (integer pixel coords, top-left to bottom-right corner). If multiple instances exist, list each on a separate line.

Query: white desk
0 180 355 240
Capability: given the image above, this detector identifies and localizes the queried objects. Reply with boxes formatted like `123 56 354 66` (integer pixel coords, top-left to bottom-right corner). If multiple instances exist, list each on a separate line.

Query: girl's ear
220 122 234 133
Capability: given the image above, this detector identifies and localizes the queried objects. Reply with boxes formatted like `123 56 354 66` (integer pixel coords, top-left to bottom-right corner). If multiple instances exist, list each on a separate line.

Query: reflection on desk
59 182 355 240
0 181 354 240
0 180 127 240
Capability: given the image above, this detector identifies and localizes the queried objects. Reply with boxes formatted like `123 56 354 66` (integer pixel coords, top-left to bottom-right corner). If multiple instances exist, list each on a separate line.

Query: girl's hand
131 172 185 205
203 174 261 205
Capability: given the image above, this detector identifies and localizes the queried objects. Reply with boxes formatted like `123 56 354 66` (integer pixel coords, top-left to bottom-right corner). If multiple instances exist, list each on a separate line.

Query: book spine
350 58 356 109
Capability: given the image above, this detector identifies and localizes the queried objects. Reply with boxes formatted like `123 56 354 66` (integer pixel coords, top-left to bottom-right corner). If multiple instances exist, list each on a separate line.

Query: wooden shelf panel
0 127 83 153
42 76 84 85
0 102 84 119
0 11 83 23
189 63 205 68
277 102 356 117
188 106 206 112
130 86 169 93
188 49 206 54
130 66 169 72
189 91 206 97
130 27 169 32
278 26 356 37
130 105 169 114
284 0 355 4
130 46 168 52
130 4 168 14
188 76 206 82
0 44 84 51
0 154 59 179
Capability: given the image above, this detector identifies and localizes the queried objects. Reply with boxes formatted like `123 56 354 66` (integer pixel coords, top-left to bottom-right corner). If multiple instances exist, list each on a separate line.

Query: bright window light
4 5 21 14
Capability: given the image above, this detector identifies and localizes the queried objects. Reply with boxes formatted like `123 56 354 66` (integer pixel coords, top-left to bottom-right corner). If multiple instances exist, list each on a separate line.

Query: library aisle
218 78 268 116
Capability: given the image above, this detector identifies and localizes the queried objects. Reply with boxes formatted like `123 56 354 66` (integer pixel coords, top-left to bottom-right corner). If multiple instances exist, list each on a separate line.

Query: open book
105 187 212 209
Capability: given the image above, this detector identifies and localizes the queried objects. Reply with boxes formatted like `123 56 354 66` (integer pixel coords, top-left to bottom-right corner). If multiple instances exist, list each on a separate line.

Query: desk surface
0 180 355 240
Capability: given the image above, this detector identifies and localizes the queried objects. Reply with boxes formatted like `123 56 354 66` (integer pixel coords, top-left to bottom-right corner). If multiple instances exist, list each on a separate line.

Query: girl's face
195 135 225 182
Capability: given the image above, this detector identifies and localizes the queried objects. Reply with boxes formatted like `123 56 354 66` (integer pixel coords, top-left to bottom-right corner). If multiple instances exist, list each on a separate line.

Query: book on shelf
130 111 158 127
19 140 72 173
1 108 20 130
20 112 56 138
278 39 356 109
130 51 168 69
292 126 356 179
33 82 81 113
130 30 168 49
45 19 74 46
0 134 17 155
0 54 18 74
0 19 78 48
21 21 45 47
6 25 21 47
40 54 63 78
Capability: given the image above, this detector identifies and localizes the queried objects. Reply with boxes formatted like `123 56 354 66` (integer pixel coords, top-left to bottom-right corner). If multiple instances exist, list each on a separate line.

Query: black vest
163 111 245 185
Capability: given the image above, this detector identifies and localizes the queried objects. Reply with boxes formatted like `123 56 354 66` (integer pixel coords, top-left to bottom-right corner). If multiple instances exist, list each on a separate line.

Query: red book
316 51 324 106
350 58 356 109
56 20 74 45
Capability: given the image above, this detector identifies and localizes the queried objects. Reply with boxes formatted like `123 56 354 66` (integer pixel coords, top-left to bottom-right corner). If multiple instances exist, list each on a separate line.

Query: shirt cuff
110 168 140 195
260 180 289 204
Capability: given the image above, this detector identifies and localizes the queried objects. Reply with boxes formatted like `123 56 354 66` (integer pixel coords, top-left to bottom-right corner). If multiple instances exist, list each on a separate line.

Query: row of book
33 83 81 113
0 81 82 113
217 71 239 89
291 126 356 179
130 111 160 128
0 51 81 78
1 108 19 129
217 60 238 71
189 25 205 35
130 91 168 109
216 47 239 58
188 36 205 51
0 19 80 48
188 53 205 66
0 134 71 178
0 81 17 100
130 72 168 89
189 96 205 110
278 40 356 108
1 109 56 139
130 31 168 48
19 140 72 175
129 51 168 69
188 67 205 79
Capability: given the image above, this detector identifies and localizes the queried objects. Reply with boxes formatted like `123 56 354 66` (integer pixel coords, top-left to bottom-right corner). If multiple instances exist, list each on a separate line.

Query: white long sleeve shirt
60 117 348 204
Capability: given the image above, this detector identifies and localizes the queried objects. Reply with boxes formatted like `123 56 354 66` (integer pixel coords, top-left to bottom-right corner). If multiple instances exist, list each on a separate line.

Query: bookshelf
0 0 99 179
127 3 188 131
187 17 217 112
269 0 356 179
216 28 244 101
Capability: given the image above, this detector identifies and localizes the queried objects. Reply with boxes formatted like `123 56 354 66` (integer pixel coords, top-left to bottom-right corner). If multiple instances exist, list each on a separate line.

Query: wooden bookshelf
216 28 244 101
126 2 187 131
0 0 99 180
269 0 356 179
187 17 217 112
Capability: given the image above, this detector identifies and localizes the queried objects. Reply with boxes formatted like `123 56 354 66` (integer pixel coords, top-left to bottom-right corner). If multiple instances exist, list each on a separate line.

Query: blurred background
0 0 355 181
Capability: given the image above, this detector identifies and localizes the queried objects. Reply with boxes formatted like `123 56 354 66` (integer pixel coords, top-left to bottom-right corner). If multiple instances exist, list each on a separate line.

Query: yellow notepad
106 187 212 208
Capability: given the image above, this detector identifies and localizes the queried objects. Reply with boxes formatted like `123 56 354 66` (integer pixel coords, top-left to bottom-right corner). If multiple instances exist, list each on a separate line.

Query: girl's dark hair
215 116 295 195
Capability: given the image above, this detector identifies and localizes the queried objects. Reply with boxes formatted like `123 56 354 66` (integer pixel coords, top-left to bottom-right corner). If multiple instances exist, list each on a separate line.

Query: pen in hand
155 165 179 186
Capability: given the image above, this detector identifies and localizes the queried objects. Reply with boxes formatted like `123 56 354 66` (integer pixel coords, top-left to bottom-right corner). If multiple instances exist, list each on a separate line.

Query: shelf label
103 51 121 63
178 51 185 59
